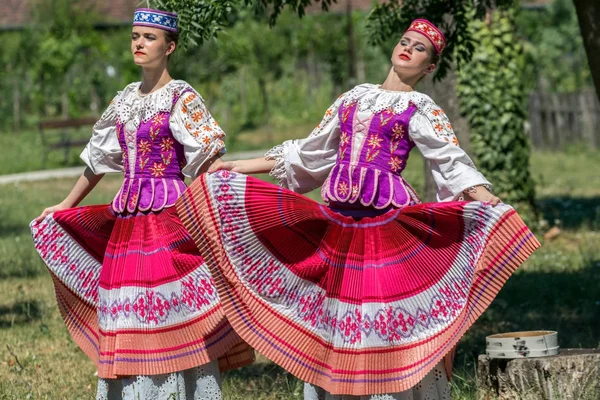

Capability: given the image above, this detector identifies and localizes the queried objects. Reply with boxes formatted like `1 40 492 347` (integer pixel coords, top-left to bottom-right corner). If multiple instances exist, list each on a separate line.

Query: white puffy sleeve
80 96 123 174
265 93 345 193
409 109 491 202
170 91 226 179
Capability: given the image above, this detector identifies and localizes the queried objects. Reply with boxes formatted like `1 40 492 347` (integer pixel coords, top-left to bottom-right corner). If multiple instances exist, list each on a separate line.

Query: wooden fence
528 90 600 149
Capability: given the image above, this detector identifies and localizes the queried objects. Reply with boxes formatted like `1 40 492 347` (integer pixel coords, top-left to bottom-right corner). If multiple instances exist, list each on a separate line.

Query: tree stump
477 349 600 400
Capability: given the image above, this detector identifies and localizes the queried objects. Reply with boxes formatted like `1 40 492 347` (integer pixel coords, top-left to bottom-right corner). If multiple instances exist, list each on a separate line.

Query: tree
457 9 536 220
518 0 591 93
150 0 335 50
572 0 600 103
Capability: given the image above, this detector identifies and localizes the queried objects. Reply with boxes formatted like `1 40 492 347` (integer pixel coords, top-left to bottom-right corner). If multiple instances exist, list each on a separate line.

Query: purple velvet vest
112 90 192 213
321 101 420 209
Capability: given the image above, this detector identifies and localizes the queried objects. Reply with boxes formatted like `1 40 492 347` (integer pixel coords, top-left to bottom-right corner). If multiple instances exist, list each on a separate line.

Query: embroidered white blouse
266 83 490 203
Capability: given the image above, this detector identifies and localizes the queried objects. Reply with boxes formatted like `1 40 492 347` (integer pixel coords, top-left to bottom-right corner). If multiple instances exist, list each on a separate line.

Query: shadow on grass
0 300 43 328
456 256 600 367
537 196 600 230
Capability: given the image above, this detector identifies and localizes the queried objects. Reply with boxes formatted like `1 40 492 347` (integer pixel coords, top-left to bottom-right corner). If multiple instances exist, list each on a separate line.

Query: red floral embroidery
388 156 404 172
337 181 350 197
366 134 382 162
367 134 383 149
391 123 405 140
339 132 350 147
149 162 166 177
159 137 174 152
129 193 139 208
184 93 197 104
192 111 203 123
152 114 166 127
138 139 151 156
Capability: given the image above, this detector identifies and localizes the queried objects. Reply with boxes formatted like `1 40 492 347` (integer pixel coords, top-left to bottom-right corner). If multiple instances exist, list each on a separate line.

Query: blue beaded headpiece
133 8 178 33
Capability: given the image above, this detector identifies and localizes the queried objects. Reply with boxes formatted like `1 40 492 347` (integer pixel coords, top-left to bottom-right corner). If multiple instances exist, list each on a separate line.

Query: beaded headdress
133 8 178 33
405 19 446 54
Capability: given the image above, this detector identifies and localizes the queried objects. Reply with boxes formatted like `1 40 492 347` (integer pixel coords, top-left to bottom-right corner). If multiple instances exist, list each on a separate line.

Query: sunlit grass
0 149 598 399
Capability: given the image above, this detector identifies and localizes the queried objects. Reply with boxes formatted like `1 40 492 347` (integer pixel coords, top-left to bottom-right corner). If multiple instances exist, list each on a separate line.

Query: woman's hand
463 186 502 206
36 203 69 223
207 157 275 175
34 167 104 223
208 159 243 173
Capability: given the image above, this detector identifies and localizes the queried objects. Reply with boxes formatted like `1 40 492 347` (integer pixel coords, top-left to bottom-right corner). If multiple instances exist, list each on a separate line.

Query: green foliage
517 0 592 93
457 9 536 221
148 0 335 50
0 0 390 139
0 0 136 131
365 0 518 81
152 0 238 49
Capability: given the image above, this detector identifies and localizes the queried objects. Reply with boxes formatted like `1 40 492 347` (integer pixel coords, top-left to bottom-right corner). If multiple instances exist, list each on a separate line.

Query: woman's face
390 31 436 79
131 27 174 67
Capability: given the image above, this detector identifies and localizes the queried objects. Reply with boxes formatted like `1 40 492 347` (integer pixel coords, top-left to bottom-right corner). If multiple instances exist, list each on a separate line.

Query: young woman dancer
31 8 252 400
176 19 540 399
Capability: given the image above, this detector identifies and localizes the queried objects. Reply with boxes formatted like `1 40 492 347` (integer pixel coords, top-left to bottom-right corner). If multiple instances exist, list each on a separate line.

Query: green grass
0 121 322 175
0 129 93 175
0 149 599 399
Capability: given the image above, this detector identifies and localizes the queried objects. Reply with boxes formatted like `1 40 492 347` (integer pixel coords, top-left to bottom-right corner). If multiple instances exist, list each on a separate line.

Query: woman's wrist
463 184 492 196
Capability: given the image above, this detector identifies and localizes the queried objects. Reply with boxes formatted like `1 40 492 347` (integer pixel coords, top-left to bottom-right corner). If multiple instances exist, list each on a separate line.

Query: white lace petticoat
96 360 222 400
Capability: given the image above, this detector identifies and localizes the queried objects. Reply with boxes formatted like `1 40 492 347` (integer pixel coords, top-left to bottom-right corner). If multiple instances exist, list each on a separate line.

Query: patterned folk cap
133 8 178 33
404 19 446 54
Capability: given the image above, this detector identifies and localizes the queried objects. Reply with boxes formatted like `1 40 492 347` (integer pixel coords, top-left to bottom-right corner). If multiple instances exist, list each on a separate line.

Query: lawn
0 150 599 399
0 122 318 176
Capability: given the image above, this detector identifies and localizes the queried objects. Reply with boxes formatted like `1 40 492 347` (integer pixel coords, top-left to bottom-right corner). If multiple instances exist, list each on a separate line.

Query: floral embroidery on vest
138 139 152 156
149 127 160 141
149 162 166 177
139 157 149 171
337 181 349 197
366 134 383 162
152 113 166 127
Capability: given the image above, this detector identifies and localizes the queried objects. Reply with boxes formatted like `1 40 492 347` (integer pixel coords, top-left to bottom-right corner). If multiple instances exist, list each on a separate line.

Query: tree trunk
258 76 272 143
477 349 600 400
61 90 69 119
308 48 317 97
90 84 100 116
240 67 248 120
573 0 600 104
12 67 21 134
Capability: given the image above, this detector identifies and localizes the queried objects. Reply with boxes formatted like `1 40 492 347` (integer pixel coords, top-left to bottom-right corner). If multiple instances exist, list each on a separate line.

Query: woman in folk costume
176 18 540 399
30 8 253 400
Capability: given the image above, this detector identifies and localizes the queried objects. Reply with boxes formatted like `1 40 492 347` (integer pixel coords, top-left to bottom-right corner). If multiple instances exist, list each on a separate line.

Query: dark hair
164 30 179 46
429 47 440 65
416 47 441 84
